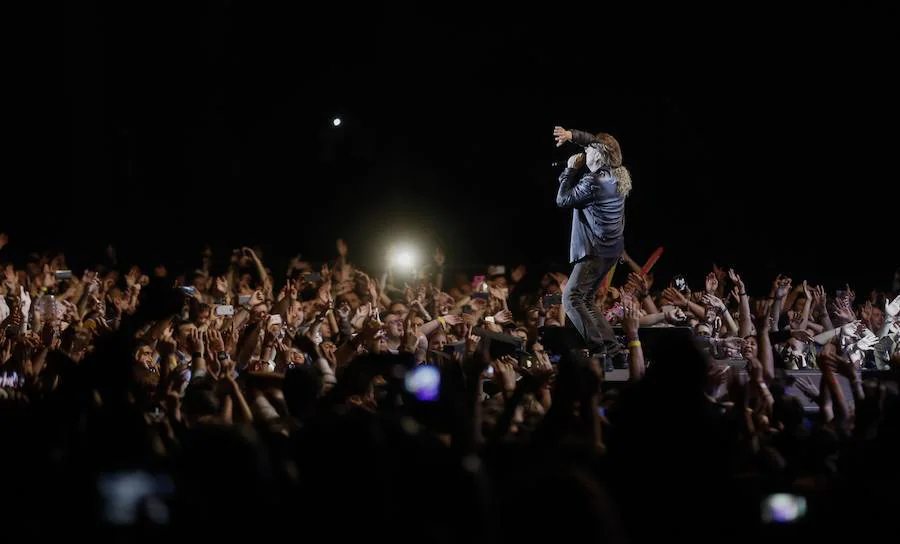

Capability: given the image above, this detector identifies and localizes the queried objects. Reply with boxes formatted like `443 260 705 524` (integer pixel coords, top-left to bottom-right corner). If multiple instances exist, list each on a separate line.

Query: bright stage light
332 117 342 127
391 246 417 270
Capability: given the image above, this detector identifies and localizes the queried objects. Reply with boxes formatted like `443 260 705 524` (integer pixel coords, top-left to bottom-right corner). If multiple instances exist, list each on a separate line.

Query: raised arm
556 155 594 209
754 310 775 381
241 247 269 288
794 281 813 332
622 300 645 381
626 272 659 315
810 285 834 331
729 270 753 337
879 295 899 338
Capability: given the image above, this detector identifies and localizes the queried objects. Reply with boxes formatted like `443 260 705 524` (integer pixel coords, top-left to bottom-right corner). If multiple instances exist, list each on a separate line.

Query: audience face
384 313 404 339
1 239 897 541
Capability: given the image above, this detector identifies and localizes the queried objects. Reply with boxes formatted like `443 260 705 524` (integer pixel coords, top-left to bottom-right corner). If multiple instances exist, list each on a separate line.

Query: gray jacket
556 128 628 263
557 166 625 263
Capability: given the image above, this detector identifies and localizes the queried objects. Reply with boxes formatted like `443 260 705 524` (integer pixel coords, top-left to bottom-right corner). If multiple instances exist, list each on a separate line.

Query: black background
5 3 898 294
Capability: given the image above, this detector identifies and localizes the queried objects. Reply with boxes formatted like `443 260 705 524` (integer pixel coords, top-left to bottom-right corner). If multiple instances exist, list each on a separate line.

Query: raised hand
626 272 650 297
566 153 585 169
402 323 420 353
833 297 856 322
885 295 900 320
493 309 513 325
790 329 813 343
840 320 861 340
442 314 463 327
801 280 811 299
773 275 792 300
549 272 569 291
187 329 205 357
249 290 266 307
664 307 687 324
702 293 726 311
727 268 745 293
662 287 689 309
622 300 641 338
855 328 879 351
705 272 719 294
810 285 827 309
492 355 518 393
336 238 348 258
206 329 225 354
351 303 372 330
213 276 229 297
553 126 573 147
433 247 445 267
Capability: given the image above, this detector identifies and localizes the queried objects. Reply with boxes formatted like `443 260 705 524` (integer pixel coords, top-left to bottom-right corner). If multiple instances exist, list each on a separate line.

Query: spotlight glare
332 117 342 127
391 246 417 270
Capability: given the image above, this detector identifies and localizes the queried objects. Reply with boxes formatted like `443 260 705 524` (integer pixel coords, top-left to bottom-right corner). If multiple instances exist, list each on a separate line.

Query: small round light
395 250 414 269
332 117 342 127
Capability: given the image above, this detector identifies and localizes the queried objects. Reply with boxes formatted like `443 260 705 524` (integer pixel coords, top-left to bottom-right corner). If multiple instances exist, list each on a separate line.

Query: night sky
6 4 898 293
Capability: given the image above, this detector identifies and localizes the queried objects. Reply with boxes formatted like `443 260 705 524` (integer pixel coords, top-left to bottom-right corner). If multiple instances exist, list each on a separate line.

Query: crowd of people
1 231 898 542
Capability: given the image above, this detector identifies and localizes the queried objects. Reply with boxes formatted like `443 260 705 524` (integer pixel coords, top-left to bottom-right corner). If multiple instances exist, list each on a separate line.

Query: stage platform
604 362 891 412
539 325 894 413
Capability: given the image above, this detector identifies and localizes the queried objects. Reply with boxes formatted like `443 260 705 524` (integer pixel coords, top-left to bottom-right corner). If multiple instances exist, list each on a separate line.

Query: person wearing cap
552 126 633 367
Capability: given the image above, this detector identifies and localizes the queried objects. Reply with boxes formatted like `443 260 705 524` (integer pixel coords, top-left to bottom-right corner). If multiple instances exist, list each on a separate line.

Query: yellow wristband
628 340 641 349
438 316 446 328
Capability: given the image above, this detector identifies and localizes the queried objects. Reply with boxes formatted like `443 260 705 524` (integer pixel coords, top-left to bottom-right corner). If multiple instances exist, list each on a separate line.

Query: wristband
191 351 204 360
739 292 746 296
437 316 446 328
627 340 641 349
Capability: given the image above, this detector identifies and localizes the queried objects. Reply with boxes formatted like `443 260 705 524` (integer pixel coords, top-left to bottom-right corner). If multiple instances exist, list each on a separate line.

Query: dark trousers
562 255 621 354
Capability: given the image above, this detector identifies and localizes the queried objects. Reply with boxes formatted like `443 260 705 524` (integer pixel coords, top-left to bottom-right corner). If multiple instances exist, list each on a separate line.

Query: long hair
612 166 632 198
592 132 631 198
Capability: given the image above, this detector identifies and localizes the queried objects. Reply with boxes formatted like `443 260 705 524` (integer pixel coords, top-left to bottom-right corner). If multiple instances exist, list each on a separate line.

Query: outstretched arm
554 126 595 148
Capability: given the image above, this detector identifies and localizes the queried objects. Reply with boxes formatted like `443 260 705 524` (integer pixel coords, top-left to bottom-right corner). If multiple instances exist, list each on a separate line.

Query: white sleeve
19 287 31 332
0 297 9 324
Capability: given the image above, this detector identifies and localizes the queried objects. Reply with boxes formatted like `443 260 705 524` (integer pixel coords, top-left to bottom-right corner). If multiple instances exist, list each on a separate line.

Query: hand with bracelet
622 299 644 381
771 274 792 301
622 300 640 344
701 293 727 314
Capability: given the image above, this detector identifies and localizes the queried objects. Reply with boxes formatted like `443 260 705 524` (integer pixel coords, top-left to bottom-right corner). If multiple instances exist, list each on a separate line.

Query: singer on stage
553 126 633 367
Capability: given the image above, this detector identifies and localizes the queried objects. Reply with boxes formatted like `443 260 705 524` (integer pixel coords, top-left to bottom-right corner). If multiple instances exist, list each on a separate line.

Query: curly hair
612 166 632 198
